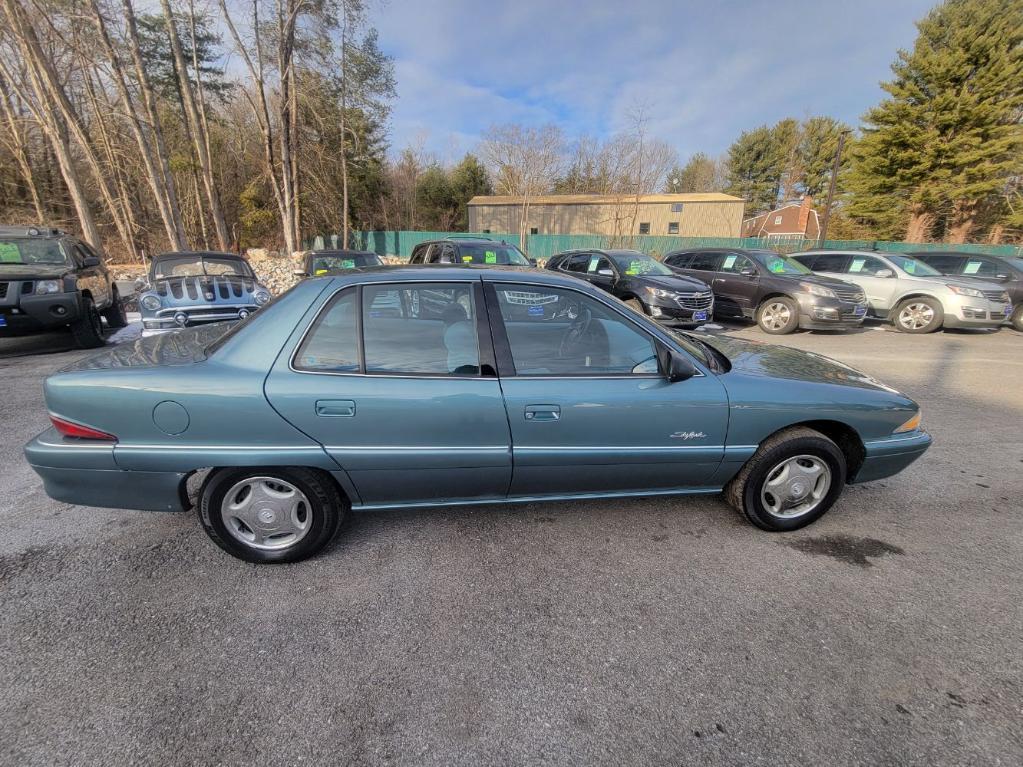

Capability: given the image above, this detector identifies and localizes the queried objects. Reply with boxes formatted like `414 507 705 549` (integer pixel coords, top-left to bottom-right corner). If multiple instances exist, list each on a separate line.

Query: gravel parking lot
1 321 1021 766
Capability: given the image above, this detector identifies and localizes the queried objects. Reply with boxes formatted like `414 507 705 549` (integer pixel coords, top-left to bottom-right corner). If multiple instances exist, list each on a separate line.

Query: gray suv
790 250 1012 333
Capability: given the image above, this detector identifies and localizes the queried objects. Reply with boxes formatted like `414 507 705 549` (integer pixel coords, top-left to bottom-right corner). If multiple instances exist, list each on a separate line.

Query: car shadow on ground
0 315 141 359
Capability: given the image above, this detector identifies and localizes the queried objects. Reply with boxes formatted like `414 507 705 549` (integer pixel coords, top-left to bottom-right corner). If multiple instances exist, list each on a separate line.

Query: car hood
701 334 901 393
0 264 72 280
146 274 261 307
60 323 233 370
626 274 710 292
796 273 858 289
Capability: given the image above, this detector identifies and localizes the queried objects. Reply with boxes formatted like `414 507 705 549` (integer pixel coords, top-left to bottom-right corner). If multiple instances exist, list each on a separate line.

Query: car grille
0 282 7 299
503 290 559 305
832 285 866 303
673 291 714 310
981 289 1009 302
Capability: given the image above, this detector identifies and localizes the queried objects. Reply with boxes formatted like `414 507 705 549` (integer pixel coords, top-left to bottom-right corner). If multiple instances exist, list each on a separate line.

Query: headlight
946 284 983 298
997 292 1010 303
35 279 61 295
254 290 271 305
800 282 836 298
140 294 162 311
646 288 676 299
894 411 922 433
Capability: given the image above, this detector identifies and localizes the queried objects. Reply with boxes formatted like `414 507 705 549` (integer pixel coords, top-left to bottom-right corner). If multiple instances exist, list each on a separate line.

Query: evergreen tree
449 154 492 229
846 0 1023 242
666 152 720 193
799 117 853 199
725 125 788 213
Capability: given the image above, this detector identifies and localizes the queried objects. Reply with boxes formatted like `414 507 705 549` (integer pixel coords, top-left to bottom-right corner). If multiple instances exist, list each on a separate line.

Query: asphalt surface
1 319 1021 766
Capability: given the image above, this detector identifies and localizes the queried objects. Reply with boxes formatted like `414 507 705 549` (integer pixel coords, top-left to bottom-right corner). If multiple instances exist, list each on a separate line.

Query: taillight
50 415 117 441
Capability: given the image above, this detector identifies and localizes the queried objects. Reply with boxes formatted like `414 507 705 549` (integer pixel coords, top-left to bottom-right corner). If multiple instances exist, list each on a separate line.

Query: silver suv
789 250 1012 333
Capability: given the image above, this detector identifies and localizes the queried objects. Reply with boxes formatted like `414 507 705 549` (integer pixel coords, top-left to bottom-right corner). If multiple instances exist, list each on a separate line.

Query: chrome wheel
220 476 312 551
759 455 832 519
761 301 792 331
897 302 935 331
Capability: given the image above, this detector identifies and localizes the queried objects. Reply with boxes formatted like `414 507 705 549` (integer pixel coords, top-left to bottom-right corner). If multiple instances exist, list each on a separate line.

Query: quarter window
294 289 360 372
494 285 659 376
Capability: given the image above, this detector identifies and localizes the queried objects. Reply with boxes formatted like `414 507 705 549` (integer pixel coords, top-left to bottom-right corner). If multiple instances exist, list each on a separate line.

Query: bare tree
480 124 564 248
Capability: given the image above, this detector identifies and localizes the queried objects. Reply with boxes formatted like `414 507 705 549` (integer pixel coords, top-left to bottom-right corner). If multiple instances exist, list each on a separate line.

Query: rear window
455 244 529 266
310 253 382 274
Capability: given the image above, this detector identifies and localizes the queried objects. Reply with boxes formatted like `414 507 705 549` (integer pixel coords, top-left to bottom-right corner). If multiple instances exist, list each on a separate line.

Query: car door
485 278 729 496
845 255 900 312
265 279 512 506
714 252 761 317
70 242 110 307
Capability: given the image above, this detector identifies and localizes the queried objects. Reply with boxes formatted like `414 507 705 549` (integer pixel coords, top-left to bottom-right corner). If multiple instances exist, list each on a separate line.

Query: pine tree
846 0 1023 242
450 154 493 230
725 125 788 213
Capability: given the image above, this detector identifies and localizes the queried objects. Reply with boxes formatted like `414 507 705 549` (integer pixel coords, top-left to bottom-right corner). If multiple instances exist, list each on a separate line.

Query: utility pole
818 129 851 247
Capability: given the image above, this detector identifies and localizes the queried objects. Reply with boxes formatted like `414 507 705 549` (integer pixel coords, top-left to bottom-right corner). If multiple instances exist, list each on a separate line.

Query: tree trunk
0 73 44 220
905 204 934 243
946 200 977 244
987 224 1005 244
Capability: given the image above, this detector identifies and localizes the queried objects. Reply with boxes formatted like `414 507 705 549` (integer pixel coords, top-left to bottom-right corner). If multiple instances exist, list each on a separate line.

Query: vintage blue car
25 266 931 563
138 251 271 336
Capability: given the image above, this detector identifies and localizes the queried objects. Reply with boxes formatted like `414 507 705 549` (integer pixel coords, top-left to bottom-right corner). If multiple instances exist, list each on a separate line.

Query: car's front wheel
756 297 800 334
198 467 346 563
725 427 847 531
102 287 128 329
893 297 943 333
1010 304 1023 332
70 297 106 348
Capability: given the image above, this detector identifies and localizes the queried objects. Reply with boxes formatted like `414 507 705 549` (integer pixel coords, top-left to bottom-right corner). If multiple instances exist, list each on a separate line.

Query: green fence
306 231 1023 262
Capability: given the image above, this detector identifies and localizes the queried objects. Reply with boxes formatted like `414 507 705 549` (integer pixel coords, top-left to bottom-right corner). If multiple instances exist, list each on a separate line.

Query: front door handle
316 399 356 417
524 404 560 422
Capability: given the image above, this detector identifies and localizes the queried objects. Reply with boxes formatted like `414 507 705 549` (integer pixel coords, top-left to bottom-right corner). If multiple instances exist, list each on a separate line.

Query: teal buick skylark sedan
25 266 931 563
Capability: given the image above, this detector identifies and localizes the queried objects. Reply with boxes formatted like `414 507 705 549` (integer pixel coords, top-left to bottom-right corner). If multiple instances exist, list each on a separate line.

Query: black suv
546 249 713 328
409 236 534 266
910 251 1023 331
294 249 384 277
0 226 125 348
662 247 867 334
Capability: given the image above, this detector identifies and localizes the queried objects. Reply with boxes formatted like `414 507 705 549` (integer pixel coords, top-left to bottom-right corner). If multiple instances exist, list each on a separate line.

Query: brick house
741 196 821 240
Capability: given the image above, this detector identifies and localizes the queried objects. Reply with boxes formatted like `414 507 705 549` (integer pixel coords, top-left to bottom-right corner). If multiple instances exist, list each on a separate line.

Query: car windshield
609 252 673 276
152 255 252 279
749 250 811 275
310 253 382 274
886 254 942 276
455 243 530 265
0 239 68 265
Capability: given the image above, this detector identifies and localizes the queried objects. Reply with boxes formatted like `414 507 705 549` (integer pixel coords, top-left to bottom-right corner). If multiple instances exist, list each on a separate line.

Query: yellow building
467 193 745 238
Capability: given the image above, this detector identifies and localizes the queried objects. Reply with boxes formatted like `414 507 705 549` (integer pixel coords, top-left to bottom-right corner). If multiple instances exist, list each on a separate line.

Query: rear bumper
24 428 187 512
851 430 932 484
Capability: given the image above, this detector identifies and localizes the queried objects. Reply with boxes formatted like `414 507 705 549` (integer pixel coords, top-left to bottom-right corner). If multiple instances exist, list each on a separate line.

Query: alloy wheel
762 301 792 331
898 302 935 331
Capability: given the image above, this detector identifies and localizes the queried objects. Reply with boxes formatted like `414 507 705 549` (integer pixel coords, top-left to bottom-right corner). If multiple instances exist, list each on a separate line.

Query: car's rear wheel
893 297 943 333
756 297 800 334
198 467 346 563
725 427 847 531
70 297 106 348
1010 304 1023 332
624 297 647 314
102 288 128 328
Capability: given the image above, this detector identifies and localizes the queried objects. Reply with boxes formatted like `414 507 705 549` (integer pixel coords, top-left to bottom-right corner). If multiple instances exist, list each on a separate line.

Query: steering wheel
558 306 592 358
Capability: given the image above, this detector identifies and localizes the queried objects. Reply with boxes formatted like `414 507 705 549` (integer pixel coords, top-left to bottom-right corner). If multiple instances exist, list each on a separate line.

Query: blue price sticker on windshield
528 305 545 316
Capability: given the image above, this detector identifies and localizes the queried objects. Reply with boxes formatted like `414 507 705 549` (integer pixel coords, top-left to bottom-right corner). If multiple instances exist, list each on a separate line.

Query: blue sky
373 0 937 164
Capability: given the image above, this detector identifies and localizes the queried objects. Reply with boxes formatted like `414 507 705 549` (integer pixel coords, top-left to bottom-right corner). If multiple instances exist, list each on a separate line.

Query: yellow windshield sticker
626 261 642 275
341 259 355 269
903 260 916 273
314 268 328 275
850 258 866 273
462 255 473 263
485 250 497 264
964 261 981 274
0 243 20 262
767 258 786 273
722 254 737 270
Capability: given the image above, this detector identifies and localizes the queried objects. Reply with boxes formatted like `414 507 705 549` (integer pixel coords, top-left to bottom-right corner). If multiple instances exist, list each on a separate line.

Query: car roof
420 237 514 246
0 226 65 238
153 250 245 260
315 263 571 285
308 249 378 257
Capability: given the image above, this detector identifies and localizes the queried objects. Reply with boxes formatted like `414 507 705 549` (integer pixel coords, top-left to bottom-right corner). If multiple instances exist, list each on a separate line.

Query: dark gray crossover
0 226 125 348
663 248 867 334
547 249 713 328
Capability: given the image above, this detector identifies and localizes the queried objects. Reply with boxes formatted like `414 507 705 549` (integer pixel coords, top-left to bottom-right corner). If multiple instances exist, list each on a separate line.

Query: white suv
789 250 1012 333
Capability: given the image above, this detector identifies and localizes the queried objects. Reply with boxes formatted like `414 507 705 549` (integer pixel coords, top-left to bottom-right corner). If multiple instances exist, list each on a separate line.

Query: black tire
756 296 800 334
1010 304 1023 332
198 467 346 563
70 296 106 349
624 297 647 314
892 296 943 333
102 288 128 328
724 426 847 532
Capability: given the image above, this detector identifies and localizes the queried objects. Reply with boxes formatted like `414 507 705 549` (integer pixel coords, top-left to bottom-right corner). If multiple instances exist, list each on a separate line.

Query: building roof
468 193 744 206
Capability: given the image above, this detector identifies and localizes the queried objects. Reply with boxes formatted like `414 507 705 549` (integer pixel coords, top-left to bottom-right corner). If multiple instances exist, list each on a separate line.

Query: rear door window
663 253 691 268
685 252 722 271
809 253 851 272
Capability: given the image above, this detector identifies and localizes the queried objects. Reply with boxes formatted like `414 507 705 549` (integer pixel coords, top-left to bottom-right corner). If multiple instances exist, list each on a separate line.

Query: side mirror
528 258 537 267
740 267 756 277
995 273 1011 281
292 267 307 277
596 268 614 277
83 256 101 267
660 347 697 382
133 276 147 291
875 268 895 278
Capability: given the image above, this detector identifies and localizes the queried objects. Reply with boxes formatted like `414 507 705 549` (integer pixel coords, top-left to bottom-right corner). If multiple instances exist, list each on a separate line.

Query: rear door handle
316 399 356 417
524 404 560 422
